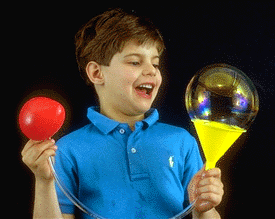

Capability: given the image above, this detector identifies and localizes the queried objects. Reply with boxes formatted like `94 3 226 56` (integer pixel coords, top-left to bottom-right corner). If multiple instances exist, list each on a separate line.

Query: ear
86 61 105 85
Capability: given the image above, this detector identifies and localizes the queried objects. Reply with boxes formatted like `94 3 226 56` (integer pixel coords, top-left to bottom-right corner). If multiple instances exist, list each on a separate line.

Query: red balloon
19 97 66 141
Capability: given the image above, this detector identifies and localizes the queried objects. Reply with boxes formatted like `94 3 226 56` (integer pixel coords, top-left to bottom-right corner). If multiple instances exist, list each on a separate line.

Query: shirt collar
87 107 120 134
87 106 159 134
142 108 159 128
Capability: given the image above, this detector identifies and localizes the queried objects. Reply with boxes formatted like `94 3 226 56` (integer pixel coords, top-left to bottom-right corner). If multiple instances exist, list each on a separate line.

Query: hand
188 165 224 213
21 139 57 182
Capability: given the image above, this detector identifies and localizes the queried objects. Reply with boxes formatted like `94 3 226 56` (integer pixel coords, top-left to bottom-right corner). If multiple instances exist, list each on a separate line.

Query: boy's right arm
21 139 75 219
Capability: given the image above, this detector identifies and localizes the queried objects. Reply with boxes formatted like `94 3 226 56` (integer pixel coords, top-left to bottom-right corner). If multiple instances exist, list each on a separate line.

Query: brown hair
75 8 165 86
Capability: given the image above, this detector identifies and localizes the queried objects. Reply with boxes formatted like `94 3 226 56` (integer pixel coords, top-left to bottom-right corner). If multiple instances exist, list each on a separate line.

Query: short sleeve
54 140 78 214
181 135 203 208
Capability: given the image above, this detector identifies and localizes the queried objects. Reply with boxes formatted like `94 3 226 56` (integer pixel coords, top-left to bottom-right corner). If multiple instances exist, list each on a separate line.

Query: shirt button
131 148 137 153
119 129 125 134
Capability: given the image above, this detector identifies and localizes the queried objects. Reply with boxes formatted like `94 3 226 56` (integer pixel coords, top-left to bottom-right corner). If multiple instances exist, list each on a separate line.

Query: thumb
188 164 206 202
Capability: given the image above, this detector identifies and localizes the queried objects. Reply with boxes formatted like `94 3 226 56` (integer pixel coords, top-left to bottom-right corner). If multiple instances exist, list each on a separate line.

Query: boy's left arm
188 166 224 219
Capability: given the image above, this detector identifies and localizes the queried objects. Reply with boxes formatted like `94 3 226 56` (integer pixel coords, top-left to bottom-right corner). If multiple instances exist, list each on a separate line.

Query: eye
129 61 140 66
153 64 159 69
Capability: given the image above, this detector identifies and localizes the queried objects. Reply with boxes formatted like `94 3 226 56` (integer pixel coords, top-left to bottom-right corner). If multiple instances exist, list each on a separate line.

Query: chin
126 92 157 115
132 102 153 115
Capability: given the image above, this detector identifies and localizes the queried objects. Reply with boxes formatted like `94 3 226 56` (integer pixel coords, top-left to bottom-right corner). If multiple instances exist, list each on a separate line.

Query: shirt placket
127 123 149 181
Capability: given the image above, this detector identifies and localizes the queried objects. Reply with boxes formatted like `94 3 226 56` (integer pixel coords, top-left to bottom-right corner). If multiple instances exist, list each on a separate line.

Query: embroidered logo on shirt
169 156 174 168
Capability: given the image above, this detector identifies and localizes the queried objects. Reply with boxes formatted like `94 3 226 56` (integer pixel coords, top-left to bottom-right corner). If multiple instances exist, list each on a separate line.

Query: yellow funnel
193 119 246 170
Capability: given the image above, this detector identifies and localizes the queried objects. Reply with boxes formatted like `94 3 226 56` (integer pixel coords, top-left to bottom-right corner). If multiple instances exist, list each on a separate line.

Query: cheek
157 72 163 88
119 70 138 88
108 72 137 94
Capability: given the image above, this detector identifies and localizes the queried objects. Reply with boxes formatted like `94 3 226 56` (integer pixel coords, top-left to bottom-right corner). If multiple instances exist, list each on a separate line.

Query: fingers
35 147 56 168
191 166 221 185
198 192 223 206
203 168 221 179
198 175 224 189
188 164 207 202
198 183 222 195
21 139 42 157
21 139 58 181
22 139 57 166
198 168 224 196
195 168 224 210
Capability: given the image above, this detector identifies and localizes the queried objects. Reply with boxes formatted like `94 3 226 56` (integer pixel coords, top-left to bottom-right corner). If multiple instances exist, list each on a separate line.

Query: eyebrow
123 53 159 59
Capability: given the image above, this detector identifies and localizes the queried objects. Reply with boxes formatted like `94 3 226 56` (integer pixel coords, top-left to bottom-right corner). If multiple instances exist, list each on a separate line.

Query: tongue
135 88 148 95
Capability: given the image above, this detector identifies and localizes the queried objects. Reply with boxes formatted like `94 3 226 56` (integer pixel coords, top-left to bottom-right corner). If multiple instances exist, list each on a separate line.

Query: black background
10 2 274 218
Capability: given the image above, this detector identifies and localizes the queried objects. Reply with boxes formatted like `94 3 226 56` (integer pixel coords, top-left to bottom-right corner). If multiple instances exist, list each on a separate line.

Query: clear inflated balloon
185 64 259 170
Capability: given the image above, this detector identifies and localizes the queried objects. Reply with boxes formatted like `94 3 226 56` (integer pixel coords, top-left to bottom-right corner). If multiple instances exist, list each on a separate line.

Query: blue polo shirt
55 106 203 219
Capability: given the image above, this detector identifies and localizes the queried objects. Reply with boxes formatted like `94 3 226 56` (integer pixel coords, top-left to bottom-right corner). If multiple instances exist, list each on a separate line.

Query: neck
100 106 145 131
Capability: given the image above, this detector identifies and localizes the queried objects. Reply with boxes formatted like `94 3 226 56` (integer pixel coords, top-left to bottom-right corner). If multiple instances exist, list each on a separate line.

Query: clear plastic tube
49 156 195 218
169 199 197 219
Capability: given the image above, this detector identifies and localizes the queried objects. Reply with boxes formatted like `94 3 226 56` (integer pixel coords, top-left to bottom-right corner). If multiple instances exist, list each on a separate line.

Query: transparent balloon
185 63 259 130
185 63 259 170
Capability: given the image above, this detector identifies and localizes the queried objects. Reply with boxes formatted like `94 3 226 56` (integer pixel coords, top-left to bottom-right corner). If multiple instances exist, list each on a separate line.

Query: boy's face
100 40 162 117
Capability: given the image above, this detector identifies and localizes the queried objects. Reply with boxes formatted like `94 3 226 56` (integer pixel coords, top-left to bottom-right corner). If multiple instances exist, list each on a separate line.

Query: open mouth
135 83 155 98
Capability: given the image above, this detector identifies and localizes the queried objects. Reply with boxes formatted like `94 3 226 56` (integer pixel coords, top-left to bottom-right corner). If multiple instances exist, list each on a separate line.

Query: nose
142 63 157 77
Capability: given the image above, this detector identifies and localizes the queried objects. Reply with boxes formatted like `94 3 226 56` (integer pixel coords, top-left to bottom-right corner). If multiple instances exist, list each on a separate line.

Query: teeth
138 84 153 89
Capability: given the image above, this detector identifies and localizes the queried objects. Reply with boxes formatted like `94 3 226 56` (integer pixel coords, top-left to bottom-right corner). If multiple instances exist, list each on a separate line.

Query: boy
21 8 223 219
